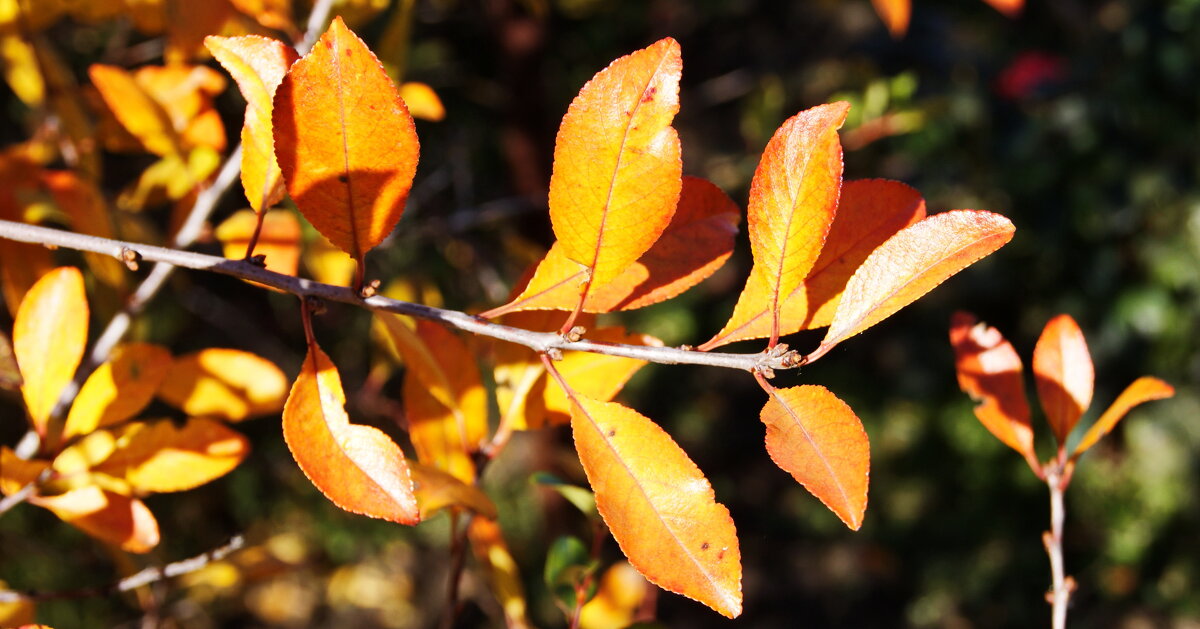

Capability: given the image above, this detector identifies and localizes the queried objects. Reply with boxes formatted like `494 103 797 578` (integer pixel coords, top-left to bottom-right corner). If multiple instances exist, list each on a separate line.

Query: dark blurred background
1 0 1197 627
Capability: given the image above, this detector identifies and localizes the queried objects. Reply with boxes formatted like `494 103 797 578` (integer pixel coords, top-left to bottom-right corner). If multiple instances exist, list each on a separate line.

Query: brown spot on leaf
607 429 616 438
701 542 710 550
642 86 657 103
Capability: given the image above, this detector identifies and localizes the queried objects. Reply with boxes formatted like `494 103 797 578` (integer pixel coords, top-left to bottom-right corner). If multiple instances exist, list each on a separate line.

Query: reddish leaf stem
243 209 269 261
1043 455 1073 629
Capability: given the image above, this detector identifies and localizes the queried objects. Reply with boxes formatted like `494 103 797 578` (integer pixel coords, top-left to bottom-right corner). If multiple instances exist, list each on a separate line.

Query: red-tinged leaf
273 16 419 262
88 64 180 156
1032 314 1094 445
701 179 924 349
156 348 288 421
205 35 299 213
813 210 1015 359
93 418 250 493
569 396 742 617
486 176 738 316
872 0 912 38
41 170 126 289
982 0 1023 17
283 341 419 524
739 102 849 346
14 267 88 437
63 343 173 441
949 312 1035 461
548 38 682 294
759 385 869 530
468 517 532 629
410 461 497 519
1072 377 1175 458
31 487 160 553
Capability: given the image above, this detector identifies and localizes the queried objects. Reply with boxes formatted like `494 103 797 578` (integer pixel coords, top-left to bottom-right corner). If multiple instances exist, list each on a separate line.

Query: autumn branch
0 535 245 603
0 219 802 373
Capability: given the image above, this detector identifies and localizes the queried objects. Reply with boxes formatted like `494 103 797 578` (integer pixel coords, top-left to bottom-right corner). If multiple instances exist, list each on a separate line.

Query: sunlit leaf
410 461 497 519
871 0 911 38
1072 377 1175 458
132 64 227 152
948 312 1035 463
303 230 357 286
215 209 302 276
1032 314 1093 446
1 33 45 106
570 396 741 618
468 517 532 629
759 385 869 530
273 16 419 263
488 177 739 316
90 418 249 493
229 0 295 33
701 178 923 349
548 38 682 294
399 81 445 121
579 561 650 629
542 327 659 426
283 340 419 524
734 102 848 347
14 267 88 437
157 348 287 421
63 343 173 440
814 210 1014 358
205 35 299 213
88 64 179 157
31 486 160 553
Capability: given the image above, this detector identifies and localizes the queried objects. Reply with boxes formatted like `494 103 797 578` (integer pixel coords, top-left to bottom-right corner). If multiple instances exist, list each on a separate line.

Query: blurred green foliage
1 0 1196 627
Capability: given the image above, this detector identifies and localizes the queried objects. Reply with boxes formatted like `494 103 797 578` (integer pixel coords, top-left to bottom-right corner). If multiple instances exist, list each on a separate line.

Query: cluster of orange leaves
0 9 1021 622
871 0 1024 39
950 312 1173 477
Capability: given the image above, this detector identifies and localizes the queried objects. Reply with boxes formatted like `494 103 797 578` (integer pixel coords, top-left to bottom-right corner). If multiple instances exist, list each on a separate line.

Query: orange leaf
156 348 288 421
1072 377 1175 458
871 0 912 38
542 326 660 427
229 0 295 33
283 340 419 524
547 38 682 294
215 209 302 276
570 396 741 617
701 178 924 349
1032 314 1094 446
376 316 486 433
32 487 160 553
487 177 739 316
63 343 173 440
410 461 497 519
0 447 49 495
88 64 179 156
759 385 869 530
814 210 1014 358
949 312 1035 461
14 267 88 437
741 102 848 346
205 35 299 213
579 561 649 629
40 170 126 289
399 81 445 122
982 0 1023 17
94 418 250 493
468 517 532 629
402 368 481 483
133 65 227 153
273 16 420 262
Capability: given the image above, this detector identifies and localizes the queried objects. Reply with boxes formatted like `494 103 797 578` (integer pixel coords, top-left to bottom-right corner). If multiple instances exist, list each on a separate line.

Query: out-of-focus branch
0 220 802 374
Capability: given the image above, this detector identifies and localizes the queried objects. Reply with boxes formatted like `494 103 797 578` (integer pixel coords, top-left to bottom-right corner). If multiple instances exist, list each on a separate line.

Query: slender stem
440 511 471 629
0 220 804 374
0 535 245 603
1043 462 1072 629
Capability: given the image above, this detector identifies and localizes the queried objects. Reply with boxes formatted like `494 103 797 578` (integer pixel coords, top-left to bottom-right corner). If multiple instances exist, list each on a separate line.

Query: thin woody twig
0 219 802 374
0 535 245 604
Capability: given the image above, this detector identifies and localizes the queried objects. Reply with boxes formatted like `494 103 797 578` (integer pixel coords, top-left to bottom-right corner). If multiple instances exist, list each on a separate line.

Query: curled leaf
157 348 287 421
273 16 419 262
949 312 1035 463
1032 314 1093 446
1072 377 1174 459
570 395 742 618
759 385 869 530
814 210 1015 359
283 341 419 524
548 38 682 293
14 267 88 436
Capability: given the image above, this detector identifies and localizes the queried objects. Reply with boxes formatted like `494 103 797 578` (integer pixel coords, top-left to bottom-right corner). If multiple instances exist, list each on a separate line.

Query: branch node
304 295 327 316
565 326 586 343
359 278 381 299
120 247 141 271
756 366 776 379
247 254 267 268
545 348 564 361
678 344 694 351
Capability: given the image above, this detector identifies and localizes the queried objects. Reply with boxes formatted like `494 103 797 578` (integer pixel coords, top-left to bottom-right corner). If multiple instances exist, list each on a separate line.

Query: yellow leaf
63 343 172 440
303 230 356 286
14 267 88 437
156 348 287 421
542 326 659 426
88 64 180 157
216 208 302 277
31 486 160 553
468 517 531 629
399 81 445 121
94 418 250 493
410 461 497 519
579 561 649 629
1 33 44 106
